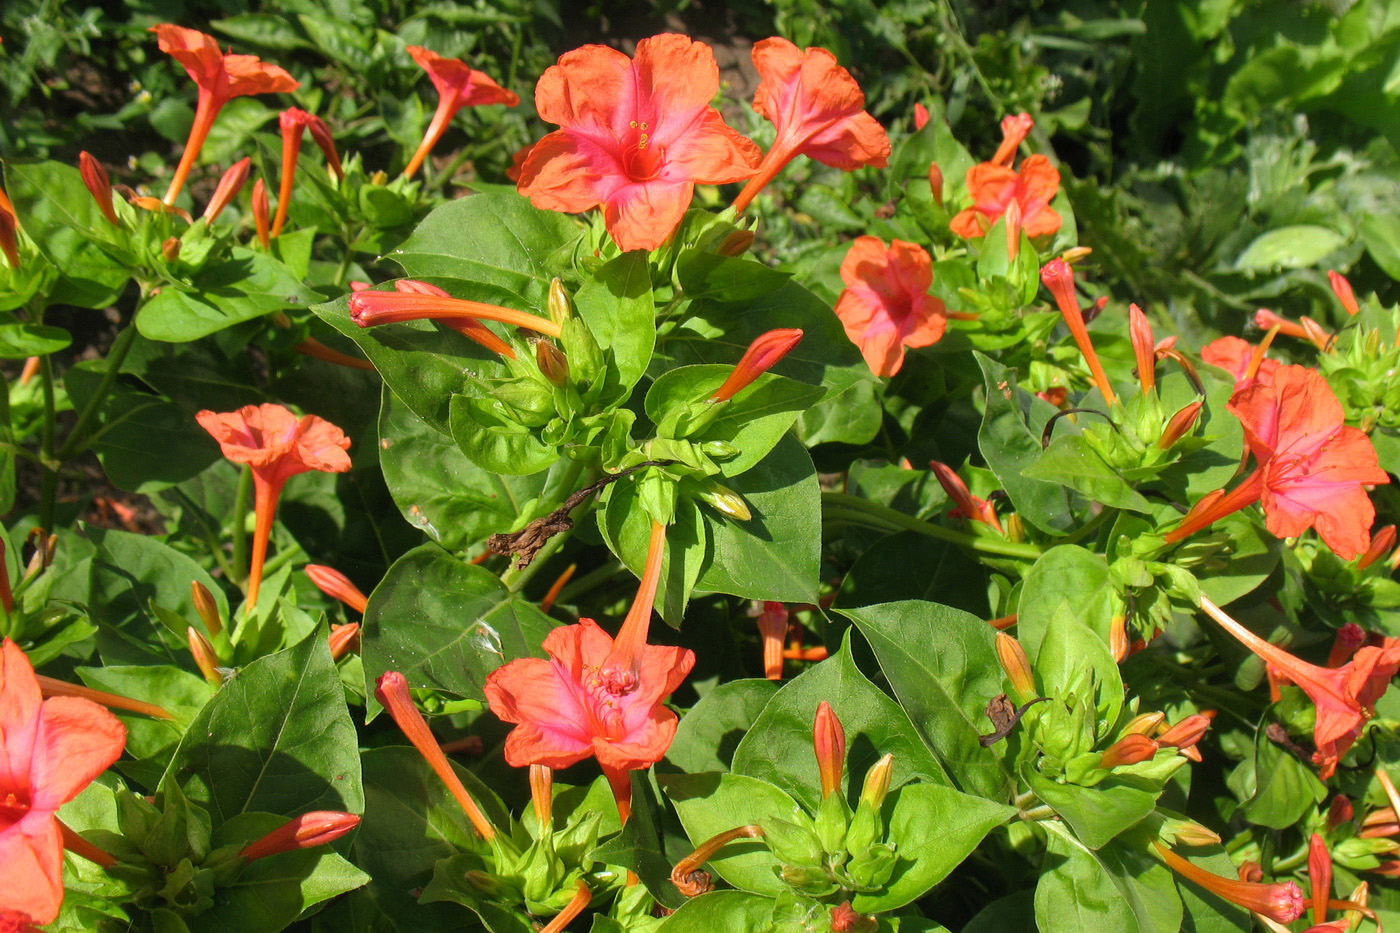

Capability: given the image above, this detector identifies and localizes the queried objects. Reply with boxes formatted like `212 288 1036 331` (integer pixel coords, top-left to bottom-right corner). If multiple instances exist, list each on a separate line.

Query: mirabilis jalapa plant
2 9 1400 933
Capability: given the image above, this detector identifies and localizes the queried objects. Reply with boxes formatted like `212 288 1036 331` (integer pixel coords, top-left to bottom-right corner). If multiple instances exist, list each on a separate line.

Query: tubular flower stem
239 811 361 862
1254 308 1309 340
251 178 270 248
1154 842 1304 923
757 601 789 680
1375 767 1400 834
57 819 117 868
272 108 310 237
670 825 765 896
392 279 517 358
987 613 1017 631
1309 833 1332 926
539 881 592 933
328 623 360 661
1129 303 1156 393
814 701 846 799
36 674 174 720
1004 198 1023 261
1328 271 1360 316
1098 734 1159 769
294 338 376 371
1327 624 1366 668
187 627 223 685
711 329 804 402
1163 471 1265 545
1040 259 1117 405
1358 526 1396 571
539 563 576 614
191 581 222 637
530 764 553 829
348 288 559 340
200 156 249 222
375 671 497 840
79 153 119 226
305 564 368 614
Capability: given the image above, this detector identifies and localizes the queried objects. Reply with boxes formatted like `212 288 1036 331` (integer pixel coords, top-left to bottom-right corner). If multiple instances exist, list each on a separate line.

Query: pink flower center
621 121 664 183
0 790 30 827
583 665 639 737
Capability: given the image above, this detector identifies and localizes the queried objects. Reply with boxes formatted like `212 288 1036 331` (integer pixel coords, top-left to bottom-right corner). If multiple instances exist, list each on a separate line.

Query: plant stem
38 353 57 531
229 465 253 585
821 492 1043 560
57 324 138 461
553 557 622 605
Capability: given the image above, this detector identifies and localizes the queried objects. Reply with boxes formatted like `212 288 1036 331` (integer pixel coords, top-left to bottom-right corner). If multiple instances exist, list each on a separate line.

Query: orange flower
402 46 518 179
0 639 126 924
149 25 298 205
239 811 360 862
731 37 890 214
1154 842 1303 923
990 113 1034 167
834 236 947 377
950 154 1061 240
196 404 351 611
517 34 761 252
1201 335 1280 391
483 521 695 821
711 329 803 402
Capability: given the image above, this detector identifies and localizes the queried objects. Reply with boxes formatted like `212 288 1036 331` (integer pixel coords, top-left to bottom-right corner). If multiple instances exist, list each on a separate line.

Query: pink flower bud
239 811 361 862
813 701 846 799
79 152 120 226
710 329 804 402
1328 270 1359 316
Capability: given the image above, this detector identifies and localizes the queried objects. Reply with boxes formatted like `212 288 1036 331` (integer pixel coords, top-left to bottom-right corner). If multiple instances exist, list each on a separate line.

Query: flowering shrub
1 5 1400 932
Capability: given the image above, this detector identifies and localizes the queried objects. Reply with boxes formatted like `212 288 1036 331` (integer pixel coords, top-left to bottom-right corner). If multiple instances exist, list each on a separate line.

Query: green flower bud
777 864 839 897
762 818 825 868
814 789 850 854
845 842 897 891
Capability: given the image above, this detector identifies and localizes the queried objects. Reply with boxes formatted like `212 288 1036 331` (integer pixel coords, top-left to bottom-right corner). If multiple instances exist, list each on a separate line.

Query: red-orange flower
731 37 890 215
402 46 518 179
196 404 351 611
834 236 947 378
0 639 126 924
517 34 761 252
711 329 803 402
149 25 298 205
1201 335 1280 391
1200 598 1400 779
950 154 1061 240
483 521 695 821
202 157 251 223
1154 841 1303 923
239 811 360 862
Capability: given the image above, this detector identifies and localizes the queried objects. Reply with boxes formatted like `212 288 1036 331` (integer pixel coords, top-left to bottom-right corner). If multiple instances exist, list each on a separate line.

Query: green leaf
575 252 655 392
599 488 707 628
1025 435 1153 513
0 323 70 358
696 434 821 604
137 248 325 342
589 772 688 911
662 771 803 897
975 352 1073 535
1234 225 1347 271
379 388 551 550
731 631 950 810
361 543 557 704
1028 773 1157 850
794 378 882 447
842 600 1015 800
675 250 792 303
851 784 1014 913
1035 824 1181 933
1360 213 1400 280
391 189 580 294
162 633 364 822
1239 724 1326 829
1034 601 1124 730
448 392 561 476
75 665 213 783
835 531 990 619
654 891 775 932
665 679 778 774
1016 546 1116 659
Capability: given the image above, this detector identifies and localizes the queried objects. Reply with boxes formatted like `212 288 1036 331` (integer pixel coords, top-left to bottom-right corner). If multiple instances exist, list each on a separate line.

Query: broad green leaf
835 531 990 619
695 434 821 604
575 251 655 391
654 891 775 932
794 378 882 447
75 665 213 781
675 250 792 303
1035 823 1181 933
361 544 557 704
975 352 1073 535
162 633 364 822
964 891 1037 933
0 323 70 358
731 632 950 809
842 600 1015 800
136 248 325 342
851 784 1014 913
1025 434 1153 513
1016 546 1116 658
662 771 803 897
1239 725 1326 829
448 392 561 476
665 679 778 775
589 772 688 911
1035 602 1124 729
1360 213 1400 280
598 486 707 628
379 388 551 550
1234 225 1346 271
1028 773 1157 850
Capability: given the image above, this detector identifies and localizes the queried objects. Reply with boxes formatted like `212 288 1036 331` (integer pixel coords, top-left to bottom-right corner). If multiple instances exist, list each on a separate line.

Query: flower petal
27 697 125 811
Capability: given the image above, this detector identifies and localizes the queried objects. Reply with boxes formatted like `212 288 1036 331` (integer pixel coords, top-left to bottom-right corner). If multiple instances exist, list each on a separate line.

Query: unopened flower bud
860 753 894 809
535 340 569 387
1328 270 1360 316
697 483 751 522
1162 819 1221 847
1123 711 1166 736
161 237 182 263
1129 303 1155 393
1109 615 1129 662
252 178 270 249
830 901 878 933
928 162 943 206
305 564 368 614
1099 733 1159 768
717 228 755 256
1327 623 1366 667
240 811 360 862
1157 400 1203 449
994 633 1036 703
711 329 804 402
328 622 360 661
304 114 343 180
1328 795 1354 831
369 170 388 186
187 626 222 685
1158 714 1210 751
203 157 251 223
1060 246 1093 265
464 870 501 895
814 701 846 799
547 277 572 325
1359 526 1396 571
191 581 222 637
80 152 120 227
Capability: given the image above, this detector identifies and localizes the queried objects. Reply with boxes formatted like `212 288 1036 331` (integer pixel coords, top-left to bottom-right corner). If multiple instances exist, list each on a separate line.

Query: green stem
554 557 622 605
502 530 571 595
38 353 58 531
230 465 253 584
57 324 138 461
1059 507 1117 547
821 492 1043 560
